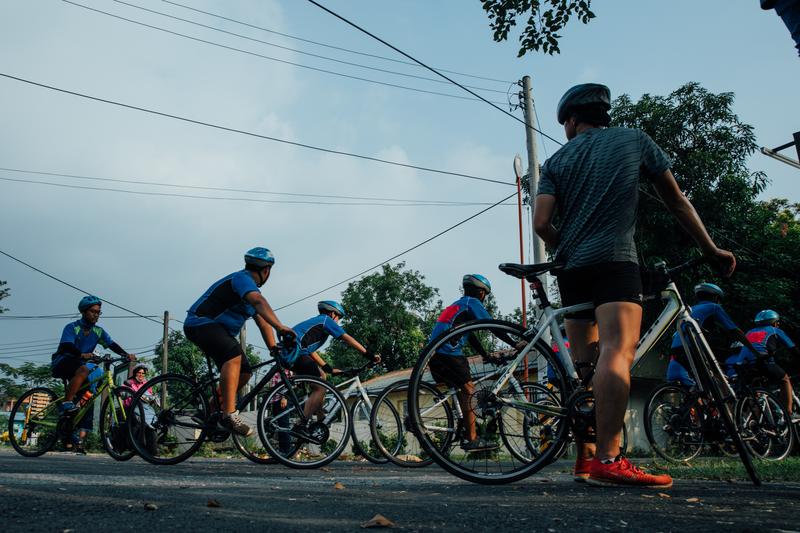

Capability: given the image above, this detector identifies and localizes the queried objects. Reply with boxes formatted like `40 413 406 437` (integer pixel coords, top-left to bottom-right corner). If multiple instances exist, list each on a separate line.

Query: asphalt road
1 449 798 532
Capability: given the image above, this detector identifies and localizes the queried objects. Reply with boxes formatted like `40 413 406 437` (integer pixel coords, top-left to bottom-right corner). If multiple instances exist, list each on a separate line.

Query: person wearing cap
183 247 295 437
534 83 736 488
666 282 759 387
284 301 380 426
427 274 497 453
735 310 799 421
51 296 136 416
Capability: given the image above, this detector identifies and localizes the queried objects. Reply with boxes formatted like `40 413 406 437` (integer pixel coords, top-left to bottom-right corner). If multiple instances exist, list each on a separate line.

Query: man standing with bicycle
534 83 736 488
184 247 295 437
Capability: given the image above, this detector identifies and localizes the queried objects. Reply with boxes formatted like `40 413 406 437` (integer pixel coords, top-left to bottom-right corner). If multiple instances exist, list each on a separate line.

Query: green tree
610 83 799 367
0 361 63 402
324 263 441 372
481 0 596 56
0 280 8 313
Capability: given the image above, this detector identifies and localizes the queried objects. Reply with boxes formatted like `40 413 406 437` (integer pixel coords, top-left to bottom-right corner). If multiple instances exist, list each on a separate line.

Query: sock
600 454 622 465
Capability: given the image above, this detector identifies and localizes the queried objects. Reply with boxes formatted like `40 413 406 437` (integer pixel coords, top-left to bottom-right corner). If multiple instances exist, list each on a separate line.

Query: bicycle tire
257 375 351 469
408 319 569 484
371 380 451 468
501 381 561 463
127 373 209 466
231 404 288 465
99 387 136 461
643 383 703 463
685 324 761 485
736 387 794 461
8 387 60 457
350 394 389 464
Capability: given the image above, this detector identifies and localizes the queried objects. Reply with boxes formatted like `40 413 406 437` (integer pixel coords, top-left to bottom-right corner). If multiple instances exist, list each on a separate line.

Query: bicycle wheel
644 383 703 462
99 387 136 462
127 373 209 465
500 381 562 463
231 405 278 465
350 394 389 464
8 387 60 457
409 319 569 484
736 388 794 461
371 380 452 468
257 376 351 469
685 324 761 485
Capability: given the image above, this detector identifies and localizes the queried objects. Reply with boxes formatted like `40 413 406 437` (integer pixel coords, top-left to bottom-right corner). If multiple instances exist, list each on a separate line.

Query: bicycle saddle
498 261 565 280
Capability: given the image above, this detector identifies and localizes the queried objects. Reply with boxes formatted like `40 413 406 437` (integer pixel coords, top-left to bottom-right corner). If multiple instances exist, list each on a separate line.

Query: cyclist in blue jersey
284 300 380 426
51 296 136 415
184 247 295 437
428 274 497 453
734 310 799 421
665 283 758 386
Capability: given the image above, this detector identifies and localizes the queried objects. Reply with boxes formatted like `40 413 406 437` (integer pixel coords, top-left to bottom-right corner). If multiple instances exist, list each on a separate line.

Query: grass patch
640 456 800 482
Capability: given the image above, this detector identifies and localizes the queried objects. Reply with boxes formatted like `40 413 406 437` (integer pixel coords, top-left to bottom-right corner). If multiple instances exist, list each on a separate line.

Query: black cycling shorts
290 354 322 378
429 354 471 387
762 361 788 383
183 323 251 374
555 261 643 320
51 355 84 381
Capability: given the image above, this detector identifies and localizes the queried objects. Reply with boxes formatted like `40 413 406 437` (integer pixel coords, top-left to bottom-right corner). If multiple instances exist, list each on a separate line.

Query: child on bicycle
184 247 295 437
427 274 497 453
51 296 136 415
282 301 379 428
733 310 799 421
666 282 758 386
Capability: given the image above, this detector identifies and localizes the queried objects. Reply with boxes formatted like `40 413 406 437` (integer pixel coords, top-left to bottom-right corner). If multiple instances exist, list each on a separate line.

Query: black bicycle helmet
556 83 611 125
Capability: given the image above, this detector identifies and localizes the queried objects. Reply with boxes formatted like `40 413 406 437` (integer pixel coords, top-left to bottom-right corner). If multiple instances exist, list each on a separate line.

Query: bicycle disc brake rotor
470 389 498 419
567 390 596 442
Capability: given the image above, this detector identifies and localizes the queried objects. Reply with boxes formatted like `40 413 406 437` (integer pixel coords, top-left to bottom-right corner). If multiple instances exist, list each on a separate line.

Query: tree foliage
610 83 799 368
324 263 441 373
0 362 63 402
0 280 8 314
481 0 595 56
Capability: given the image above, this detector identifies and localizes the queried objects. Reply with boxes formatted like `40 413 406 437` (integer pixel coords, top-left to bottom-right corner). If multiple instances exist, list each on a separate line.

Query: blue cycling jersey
428 296 491 356
670 301 738 349
735 325 796 364
185 270 260 337
53 318 115 359
293 315 346 357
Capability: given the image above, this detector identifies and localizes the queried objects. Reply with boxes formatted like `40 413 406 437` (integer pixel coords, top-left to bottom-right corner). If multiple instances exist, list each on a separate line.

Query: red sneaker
573 455 592 482
586 457 673 488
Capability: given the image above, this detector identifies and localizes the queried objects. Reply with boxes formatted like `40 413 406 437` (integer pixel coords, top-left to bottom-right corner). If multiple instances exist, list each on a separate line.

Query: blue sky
0 0 797 365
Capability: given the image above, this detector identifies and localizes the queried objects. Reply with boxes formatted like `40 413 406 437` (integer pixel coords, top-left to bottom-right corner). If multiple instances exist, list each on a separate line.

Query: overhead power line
0 248 166 329
111 0 507 95
0 170 513 208
274 191 517 311
62 1 508 105
162 0 512 84
0 167 503 206
0 72 514 187
304 0 564 147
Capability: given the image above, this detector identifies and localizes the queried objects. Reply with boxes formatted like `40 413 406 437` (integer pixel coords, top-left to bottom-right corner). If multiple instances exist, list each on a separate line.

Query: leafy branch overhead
481 0 595 56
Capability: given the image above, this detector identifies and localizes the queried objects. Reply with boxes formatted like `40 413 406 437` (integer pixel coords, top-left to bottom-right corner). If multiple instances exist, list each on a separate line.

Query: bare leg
564 318 599 460
65 366 90 402
593 302 642 461
459 382 477 441
780 375 793 416
303 384 325 421
219 356 242 414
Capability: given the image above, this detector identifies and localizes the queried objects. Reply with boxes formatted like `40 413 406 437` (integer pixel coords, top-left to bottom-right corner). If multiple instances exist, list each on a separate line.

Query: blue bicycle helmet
556 83 611 125
78 295 102 312
463 274 492 294
694 282 724 298
318 300 346 318
754 309 780 325
244 247 275 268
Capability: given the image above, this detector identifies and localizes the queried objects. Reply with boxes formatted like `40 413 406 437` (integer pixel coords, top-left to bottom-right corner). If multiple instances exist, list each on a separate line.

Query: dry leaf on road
361 514 396 528
207 499 222 508
334 482 345 490
658 493 671 499
686 497 700 503
143 503 158 511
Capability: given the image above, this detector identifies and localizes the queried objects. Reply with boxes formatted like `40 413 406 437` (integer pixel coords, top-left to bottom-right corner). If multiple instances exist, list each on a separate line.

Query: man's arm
533 194 560 250
650 169 736 276
339 334 380 364
253 314 277 350
244 292 293 336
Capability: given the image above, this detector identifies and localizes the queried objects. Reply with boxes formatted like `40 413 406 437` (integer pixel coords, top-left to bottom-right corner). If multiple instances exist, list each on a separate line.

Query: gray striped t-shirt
537 127 671 269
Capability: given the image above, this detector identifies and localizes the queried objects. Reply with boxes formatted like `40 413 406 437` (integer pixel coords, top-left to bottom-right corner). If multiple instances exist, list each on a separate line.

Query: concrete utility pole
161 311 169 406
239 325 251 411
521 76 546 270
